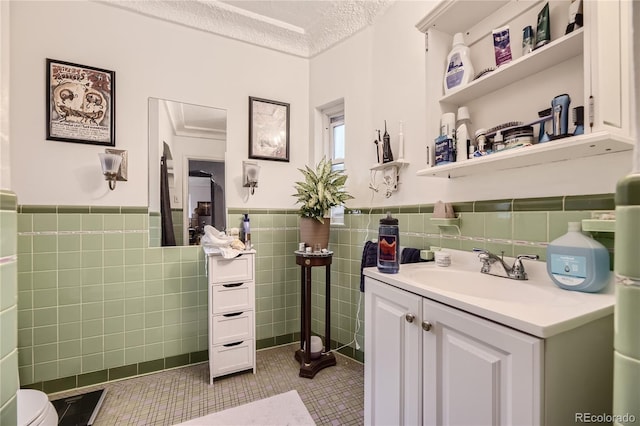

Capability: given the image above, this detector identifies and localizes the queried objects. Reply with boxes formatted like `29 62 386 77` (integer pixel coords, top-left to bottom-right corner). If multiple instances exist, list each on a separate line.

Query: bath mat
52 388 107 426
174 390 315 425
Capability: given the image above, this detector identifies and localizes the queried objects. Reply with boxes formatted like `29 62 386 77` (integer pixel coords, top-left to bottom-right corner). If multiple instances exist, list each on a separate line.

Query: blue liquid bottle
378 212 399 273
546 222 610 292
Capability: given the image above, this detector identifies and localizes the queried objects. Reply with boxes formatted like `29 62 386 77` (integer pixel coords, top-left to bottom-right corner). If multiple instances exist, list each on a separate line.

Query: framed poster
46 59 116 146
248 96 289 162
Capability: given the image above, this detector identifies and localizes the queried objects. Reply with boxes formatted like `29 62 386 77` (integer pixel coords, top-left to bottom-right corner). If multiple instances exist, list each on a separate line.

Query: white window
328 113 345 225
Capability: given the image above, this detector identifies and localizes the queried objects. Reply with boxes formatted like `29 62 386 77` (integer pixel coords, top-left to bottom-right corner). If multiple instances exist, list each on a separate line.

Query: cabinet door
422 298 542 426
365 278 422 426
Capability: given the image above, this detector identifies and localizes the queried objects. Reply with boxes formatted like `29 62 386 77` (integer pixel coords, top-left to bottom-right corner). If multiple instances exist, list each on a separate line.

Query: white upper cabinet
416 0 633 178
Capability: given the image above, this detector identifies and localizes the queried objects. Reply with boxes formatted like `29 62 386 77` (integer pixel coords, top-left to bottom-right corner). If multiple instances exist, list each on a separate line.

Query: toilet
16 389 58 426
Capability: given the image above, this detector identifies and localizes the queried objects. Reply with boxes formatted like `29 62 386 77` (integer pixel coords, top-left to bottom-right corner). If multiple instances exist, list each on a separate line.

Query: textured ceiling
102 0 393 58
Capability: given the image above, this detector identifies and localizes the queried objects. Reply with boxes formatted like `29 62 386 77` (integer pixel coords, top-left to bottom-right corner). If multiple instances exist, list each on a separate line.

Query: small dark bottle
382 120 394 163
377 212 399 273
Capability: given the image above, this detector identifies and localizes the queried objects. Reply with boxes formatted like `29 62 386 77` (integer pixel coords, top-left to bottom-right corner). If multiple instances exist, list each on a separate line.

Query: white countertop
363 249 615 338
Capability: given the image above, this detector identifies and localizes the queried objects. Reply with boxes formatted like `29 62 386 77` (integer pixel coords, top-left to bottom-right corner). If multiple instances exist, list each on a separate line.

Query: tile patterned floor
49 344 364 425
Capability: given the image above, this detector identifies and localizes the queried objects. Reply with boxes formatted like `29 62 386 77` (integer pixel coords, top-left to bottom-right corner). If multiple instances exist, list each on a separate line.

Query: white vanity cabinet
365 276 613 425
416 0 633 178
205 250 256 384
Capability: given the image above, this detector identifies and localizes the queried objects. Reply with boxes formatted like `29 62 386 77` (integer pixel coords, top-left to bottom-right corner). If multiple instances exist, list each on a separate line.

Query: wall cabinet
364 277 613 425
206 251 256 384
416 0 633 178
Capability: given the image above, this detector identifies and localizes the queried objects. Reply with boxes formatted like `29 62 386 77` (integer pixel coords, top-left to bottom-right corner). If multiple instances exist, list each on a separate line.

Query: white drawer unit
205 249 256 384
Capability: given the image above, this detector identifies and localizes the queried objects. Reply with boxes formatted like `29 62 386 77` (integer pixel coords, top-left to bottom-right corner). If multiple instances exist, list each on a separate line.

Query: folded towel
360 241 378 292
401 248 423 264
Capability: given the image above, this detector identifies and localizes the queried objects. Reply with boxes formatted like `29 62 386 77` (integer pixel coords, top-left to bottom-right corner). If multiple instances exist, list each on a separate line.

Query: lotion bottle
243 213 251 250
444 33 475 94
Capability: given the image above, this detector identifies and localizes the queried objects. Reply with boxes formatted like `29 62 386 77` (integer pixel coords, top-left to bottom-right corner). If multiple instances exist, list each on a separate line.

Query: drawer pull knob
223 312 243 317
223 283 243 288
405 313 415 323
422 321 432 332
223 341 243 347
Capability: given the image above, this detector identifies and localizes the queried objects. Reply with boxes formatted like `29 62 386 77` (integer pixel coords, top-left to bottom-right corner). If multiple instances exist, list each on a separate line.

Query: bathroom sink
401 267 576 306
363 249 615 338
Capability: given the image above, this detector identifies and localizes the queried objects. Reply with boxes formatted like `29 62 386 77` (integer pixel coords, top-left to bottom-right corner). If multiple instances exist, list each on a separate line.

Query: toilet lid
17 389 50 426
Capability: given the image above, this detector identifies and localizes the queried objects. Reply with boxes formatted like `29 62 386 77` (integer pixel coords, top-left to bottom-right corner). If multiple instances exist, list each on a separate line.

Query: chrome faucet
473 248 539 280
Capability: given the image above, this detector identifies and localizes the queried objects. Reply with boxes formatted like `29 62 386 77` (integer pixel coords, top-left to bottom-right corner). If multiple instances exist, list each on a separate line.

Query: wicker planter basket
299 217 331 250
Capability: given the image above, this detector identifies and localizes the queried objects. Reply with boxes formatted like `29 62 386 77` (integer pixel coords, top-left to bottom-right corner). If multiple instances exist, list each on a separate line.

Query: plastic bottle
546 222 611 293
243 213 251 250
456 106 471 162
444 33 475 94
377 212 399 274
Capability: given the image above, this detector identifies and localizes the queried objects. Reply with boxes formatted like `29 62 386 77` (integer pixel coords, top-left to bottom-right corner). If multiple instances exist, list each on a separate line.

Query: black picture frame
46 59 116 146
248 96 289 162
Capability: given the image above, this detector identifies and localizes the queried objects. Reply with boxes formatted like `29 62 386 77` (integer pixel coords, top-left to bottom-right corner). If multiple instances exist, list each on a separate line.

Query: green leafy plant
292 157 354 223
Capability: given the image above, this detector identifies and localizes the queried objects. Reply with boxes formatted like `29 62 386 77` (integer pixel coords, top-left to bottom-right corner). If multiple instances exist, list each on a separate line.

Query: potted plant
292 157 354 250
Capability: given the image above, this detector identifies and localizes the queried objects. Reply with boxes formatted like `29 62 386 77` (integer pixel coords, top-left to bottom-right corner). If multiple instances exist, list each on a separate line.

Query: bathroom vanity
364 249 614 425
204 248 256 384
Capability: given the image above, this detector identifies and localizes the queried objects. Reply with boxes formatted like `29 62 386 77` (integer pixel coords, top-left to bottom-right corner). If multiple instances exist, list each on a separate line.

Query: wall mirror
148 98 227 247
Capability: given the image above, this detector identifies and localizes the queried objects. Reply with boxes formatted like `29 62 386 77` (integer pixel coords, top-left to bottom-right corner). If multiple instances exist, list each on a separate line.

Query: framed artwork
248 96 289 162
46 59 116 146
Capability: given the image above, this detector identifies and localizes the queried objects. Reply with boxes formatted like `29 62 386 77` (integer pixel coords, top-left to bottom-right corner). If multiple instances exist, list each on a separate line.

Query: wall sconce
243 160 260 195
99 149 128 190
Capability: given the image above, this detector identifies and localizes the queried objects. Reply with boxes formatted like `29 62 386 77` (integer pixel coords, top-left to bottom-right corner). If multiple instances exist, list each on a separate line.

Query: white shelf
440 29 584 106
417 131 634 179
370 159 410 171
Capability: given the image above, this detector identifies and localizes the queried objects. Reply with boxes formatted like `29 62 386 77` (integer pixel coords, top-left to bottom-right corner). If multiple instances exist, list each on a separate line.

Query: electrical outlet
174 195 179 203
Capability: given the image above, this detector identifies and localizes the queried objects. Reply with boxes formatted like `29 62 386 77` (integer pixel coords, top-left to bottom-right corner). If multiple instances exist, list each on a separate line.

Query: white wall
0 1 9 191
311 1 631 209
9 1 309 208
8 1 632 210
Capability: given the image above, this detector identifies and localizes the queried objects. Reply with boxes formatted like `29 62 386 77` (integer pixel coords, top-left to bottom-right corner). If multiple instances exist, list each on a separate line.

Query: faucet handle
511 254 539 280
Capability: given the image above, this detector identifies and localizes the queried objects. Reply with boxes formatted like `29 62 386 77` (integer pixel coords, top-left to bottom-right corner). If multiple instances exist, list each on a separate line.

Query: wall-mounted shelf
370 159 410 171
370 160 410 198
430 217 461 235
582 219 615 233
417 131 633 179
439 29 583 106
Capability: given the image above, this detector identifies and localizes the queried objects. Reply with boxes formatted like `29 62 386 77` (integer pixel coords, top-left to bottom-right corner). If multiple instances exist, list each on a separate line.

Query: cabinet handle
405 313 415 323
223 341 243 347
223 312 243 317
222 283 243 288
422 321 432 332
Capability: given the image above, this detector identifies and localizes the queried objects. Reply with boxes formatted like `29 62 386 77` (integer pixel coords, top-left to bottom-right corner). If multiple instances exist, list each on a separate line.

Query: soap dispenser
546 222 610 292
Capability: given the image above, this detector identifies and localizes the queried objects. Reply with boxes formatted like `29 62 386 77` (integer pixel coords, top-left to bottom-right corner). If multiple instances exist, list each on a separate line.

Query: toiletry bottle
546 222 611 293
456 106 471 162
397 121 404 160
444 33 474 94
377 212 399 274
382 120 394 163
243 213 251 250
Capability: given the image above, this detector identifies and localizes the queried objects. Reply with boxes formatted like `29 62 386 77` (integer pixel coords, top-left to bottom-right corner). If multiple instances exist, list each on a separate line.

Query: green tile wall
1 191 18 425
17 206 207 390
13 195 615 394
